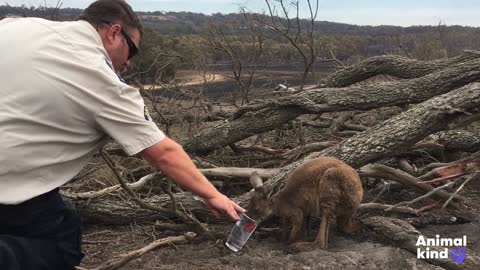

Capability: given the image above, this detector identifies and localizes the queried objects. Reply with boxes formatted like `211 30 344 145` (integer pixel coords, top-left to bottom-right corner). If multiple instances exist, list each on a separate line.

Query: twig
62 173 161 199
160 178 177 213
359 163 464 201
386 182 453 212
442 173 479 209
370 180 390 203
199 167 280 179
99 150 210 235
359 203 417 215
414 202 440 215
77 232 196 270
416 162 450 176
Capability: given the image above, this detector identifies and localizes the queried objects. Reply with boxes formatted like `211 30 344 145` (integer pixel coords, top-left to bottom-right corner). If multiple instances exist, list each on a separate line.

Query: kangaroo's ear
250 171 264 189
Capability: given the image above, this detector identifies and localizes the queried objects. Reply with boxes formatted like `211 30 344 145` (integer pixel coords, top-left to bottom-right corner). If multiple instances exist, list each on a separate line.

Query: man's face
111 27 140 72
102 23 141 72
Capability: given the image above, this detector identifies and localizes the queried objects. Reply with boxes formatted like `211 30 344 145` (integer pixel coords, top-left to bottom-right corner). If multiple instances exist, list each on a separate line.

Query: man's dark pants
0 189 84 269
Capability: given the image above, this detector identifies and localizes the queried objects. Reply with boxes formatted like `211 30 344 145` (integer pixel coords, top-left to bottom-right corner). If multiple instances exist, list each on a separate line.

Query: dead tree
4 1 63 20
203 10 264 105
252 0 320 90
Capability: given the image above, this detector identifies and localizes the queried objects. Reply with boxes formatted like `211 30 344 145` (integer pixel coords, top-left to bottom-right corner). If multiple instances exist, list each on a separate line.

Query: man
0 0 244 269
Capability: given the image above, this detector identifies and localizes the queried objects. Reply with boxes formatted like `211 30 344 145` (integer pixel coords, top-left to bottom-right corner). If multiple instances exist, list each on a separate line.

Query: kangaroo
247 156 363 252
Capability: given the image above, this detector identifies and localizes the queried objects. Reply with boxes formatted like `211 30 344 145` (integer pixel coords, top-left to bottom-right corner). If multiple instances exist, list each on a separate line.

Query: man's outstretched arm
141 137 245 220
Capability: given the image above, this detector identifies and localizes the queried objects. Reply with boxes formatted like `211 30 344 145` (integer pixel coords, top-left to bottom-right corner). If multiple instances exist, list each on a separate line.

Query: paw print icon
449 247 467 264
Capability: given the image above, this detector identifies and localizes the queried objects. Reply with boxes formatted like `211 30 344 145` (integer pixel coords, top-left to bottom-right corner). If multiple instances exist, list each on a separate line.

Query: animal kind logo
416 235 467 264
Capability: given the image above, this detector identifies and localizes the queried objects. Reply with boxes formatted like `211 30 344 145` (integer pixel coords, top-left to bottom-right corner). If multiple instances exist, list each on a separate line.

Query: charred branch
318 50 480 88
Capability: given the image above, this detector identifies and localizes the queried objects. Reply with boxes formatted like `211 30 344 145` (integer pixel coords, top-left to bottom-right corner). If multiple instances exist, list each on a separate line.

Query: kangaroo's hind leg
314 211 331 249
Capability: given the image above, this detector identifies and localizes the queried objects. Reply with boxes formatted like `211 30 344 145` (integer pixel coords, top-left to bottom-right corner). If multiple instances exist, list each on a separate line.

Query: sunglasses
101 20 138 59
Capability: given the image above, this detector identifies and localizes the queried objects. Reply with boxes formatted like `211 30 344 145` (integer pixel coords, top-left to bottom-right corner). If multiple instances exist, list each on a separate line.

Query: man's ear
109 25 122 44
101 24 121 45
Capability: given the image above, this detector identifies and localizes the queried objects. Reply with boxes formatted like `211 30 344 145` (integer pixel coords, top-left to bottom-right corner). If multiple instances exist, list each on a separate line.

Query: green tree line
2 5 480 82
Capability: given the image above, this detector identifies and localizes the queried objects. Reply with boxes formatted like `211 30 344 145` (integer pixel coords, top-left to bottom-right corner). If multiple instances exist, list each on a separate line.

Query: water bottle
225 212 258 252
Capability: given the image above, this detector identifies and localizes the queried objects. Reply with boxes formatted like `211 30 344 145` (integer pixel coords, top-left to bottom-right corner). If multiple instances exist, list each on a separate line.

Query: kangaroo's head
246 171 275 221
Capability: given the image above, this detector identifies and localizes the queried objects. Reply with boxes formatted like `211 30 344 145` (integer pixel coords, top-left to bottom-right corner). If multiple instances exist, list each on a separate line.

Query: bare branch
359 203 417 215
385 182 453 212
442 173 480 209
358 163 464 201
99 150 212 235
62 173 161 200
78 232 196 270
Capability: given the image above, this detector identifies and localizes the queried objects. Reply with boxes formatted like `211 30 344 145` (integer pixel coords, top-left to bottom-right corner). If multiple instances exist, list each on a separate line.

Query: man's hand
204 194 245 221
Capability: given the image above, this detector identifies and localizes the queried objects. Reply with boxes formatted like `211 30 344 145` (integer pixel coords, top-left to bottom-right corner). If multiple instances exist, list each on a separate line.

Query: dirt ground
75 163 480 270
79 219 480 270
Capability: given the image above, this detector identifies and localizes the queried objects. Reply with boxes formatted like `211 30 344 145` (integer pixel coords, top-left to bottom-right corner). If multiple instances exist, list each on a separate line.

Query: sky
1 0 479 27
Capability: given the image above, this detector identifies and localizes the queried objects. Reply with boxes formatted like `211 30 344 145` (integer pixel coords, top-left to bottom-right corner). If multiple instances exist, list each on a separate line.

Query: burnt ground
78 178 480 270
79 221 480 270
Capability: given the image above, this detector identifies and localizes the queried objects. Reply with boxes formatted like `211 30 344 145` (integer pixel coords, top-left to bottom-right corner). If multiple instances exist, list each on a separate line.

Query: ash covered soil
79 219 480 270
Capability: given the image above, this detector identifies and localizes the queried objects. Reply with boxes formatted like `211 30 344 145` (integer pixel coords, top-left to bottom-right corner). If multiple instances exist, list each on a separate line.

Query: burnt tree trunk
185 57 480 155
318 50 480 87
362 216 480 270
66 193 215 225
434 130 480 152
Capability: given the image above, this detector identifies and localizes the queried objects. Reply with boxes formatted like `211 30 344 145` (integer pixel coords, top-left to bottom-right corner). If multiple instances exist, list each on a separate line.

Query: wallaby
247 156 363 252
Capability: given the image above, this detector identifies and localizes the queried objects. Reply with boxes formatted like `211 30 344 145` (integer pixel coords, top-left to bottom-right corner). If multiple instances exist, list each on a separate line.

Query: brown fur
247 156 363 252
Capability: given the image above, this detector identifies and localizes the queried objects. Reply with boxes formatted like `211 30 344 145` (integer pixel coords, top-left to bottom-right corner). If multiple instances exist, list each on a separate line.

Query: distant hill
1 5 478 37
2 5 480 65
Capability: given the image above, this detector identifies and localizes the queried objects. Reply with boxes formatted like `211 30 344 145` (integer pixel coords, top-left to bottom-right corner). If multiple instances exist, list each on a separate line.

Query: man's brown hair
77 0 143 37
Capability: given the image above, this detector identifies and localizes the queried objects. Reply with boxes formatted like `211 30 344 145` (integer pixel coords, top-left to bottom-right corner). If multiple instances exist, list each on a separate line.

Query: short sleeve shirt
0 18 165 204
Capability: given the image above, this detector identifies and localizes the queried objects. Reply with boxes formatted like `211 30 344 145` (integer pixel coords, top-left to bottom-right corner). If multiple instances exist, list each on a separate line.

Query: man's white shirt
0 18 165 204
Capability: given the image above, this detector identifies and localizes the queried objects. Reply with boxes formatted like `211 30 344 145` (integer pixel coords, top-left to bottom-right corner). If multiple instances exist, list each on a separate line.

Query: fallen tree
184 56 480 155
317 50 480 88
361 216 480 270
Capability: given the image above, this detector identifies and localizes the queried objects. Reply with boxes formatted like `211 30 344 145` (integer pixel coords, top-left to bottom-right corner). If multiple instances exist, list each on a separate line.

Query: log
312 83 480 168
362 216 480 270
318 50 480 88
199 167 280 179
432 130 480 152
67 193 214 225
185 57 480 155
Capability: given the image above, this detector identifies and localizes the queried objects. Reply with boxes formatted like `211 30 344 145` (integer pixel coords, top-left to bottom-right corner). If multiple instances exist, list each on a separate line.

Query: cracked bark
318 50 480 87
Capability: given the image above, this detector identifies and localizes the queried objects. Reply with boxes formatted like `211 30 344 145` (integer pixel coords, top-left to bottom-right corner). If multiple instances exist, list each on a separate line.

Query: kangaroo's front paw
340 220 362 234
